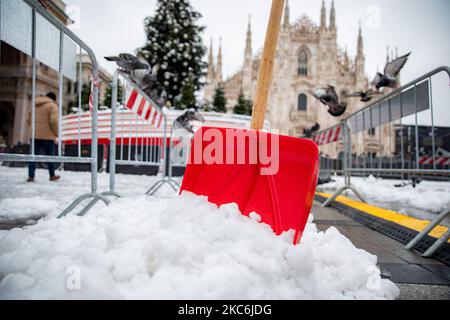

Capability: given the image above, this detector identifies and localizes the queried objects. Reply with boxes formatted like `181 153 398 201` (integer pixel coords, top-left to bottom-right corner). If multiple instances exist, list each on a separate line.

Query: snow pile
0 167 177 223
319 176 450 221
0 193 399 300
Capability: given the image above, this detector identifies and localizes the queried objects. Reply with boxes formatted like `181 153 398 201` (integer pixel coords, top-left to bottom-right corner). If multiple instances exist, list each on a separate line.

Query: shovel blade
180 127 319 244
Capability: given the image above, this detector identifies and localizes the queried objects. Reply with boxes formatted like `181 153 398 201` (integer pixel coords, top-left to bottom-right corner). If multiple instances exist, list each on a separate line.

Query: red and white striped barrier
125 88 164 129
313 126 342 146
419 156 450 166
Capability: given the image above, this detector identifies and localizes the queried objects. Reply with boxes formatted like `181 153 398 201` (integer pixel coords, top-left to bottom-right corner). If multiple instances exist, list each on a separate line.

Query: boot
27 177 35 183
50 176 61 182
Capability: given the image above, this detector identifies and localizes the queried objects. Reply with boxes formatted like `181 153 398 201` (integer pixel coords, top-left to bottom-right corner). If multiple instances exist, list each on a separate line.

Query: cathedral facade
204 1 397 158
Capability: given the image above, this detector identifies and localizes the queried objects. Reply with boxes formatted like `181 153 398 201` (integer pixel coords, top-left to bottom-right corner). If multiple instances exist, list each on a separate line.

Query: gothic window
298 94 307 111
298 50 308 76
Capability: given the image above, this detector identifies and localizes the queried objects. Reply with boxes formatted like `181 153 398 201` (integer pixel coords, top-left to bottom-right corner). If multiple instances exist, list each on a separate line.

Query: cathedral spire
283 0 290 29
320 0 327 30
355 21 365 85
330 0 336 31
216 37 223 82
242 15 253 98
207 38 215 80
245 15 252 57
386 46 390 63
357 20 364 57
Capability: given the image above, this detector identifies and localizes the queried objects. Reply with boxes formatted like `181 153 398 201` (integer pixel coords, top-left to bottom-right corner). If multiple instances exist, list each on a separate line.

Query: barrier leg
322 185 366 208
405 209 450 251
349 184 366 203
58 193 110 219
423 230 450 258
322 187 347 207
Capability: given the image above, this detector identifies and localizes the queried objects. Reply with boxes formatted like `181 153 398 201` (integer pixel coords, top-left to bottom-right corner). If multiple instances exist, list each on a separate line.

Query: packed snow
0 166 399 300
318 175 450 223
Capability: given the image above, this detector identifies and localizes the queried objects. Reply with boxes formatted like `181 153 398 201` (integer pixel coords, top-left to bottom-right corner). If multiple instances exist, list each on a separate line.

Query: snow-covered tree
177 78 197 109
234 90 253 116
212 84 227 113
139 0 207 108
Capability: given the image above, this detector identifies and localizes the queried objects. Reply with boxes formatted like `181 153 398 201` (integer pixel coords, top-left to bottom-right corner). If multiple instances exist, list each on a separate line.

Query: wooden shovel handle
251 0 285 131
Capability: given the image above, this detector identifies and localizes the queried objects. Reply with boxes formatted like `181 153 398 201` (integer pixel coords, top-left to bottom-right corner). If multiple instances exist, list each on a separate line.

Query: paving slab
312 202 450 299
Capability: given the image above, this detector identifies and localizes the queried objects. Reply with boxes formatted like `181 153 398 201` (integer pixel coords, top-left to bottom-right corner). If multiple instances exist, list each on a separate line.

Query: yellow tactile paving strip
316 192 449 241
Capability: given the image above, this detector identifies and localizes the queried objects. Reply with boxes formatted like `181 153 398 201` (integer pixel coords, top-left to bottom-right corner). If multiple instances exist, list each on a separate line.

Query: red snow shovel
180 0 319 245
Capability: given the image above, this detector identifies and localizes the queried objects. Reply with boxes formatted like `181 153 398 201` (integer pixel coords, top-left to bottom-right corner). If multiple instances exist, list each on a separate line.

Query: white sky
64 0 450 125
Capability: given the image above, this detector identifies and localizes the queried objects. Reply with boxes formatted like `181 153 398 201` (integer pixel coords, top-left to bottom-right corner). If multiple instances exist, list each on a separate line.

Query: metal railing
104 71 179 199
313 123 366 207
313 66 450 257
0 0 109 217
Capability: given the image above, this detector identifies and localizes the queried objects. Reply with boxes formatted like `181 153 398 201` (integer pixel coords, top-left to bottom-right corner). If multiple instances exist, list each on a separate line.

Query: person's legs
28 140 43 180
28 161 36 179
42 140 56 178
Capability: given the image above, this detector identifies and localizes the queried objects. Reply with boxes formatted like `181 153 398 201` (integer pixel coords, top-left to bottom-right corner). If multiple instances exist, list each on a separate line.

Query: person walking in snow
27 92 61 183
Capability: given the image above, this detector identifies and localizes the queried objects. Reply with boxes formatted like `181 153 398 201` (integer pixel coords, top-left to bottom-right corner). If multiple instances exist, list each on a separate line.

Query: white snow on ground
318 175 450 222
0 166 399 300
0 166 175 223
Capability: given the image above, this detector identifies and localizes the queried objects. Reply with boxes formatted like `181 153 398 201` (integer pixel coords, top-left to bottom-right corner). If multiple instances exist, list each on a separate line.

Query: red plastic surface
180 127 319 244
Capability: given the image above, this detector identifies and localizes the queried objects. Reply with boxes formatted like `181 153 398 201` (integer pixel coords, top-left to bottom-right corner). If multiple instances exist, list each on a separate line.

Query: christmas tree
234 90 253 116
139 0 207 108
178 77 197 109
212 84 227 113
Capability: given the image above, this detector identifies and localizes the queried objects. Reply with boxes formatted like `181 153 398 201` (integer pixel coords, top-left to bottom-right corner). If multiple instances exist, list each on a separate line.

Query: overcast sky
64 0 449 125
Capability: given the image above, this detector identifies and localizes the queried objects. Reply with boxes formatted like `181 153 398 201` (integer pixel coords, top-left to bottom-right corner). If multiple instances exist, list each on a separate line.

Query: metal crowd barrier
313 123 366 207
0 0 109 218
314 66 450 257
104 71 180 199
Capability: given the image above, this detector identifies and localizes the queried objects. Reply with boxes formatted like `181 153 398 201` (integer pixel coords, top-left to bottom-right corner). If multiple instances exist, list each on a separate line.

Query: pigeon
345 89 383 103
138 64 161 93
303 122 321 138
313 86 347 117
105 53 150 74
371 52 411 90
174 109 205 133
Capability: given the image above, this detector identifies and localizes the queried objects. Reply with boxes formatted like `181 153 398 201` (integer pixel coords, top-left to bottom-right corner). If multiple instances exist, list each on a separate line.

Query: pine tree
234 90 253 116
103 82 124 109
178 78 197 109
139 0 207 108
212 84 227 113
70 83 91 114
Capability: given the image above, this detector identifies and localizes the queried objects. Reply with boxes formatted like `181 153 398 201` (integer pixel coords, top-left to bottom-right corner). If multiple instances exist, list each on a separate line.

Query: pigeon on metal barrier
313 86 347 117
303 122 321 138
105 53 150 74
371 52 411 90
174 109 205 134
344 90 383 103
138 64 161 93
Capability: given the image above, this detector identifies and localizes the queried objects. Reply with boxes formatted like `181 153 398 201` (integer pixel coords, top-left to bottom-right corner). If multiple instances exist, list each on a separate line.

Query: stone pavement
313 202 450 300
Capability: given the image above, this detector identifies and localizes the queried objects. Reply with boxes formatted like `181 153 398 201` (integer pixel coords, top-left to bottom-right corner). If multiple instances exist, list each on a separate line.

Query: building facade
0 0 111 147
204 1 398 158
